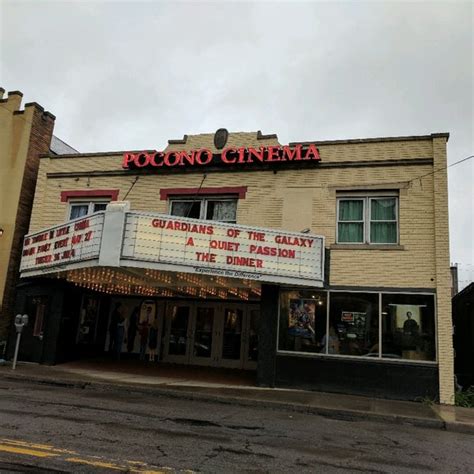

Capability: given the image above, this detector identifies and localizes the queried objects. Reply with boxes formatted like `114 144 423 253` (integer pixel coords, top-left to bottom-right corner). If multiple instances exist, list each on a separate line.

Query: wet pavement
0 376 473 473
2 359 470 431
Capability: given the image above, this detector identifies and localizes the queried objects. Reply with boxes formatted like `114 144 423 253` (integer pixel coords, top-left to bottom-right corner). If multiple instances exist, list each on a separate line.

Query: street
0 378 472 473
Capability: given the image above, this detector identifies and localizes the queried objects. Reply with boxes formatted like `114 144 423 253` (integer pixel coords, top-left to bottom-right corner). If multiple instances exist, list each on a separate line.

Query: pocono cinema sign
122 143 321 171
122 213 324 286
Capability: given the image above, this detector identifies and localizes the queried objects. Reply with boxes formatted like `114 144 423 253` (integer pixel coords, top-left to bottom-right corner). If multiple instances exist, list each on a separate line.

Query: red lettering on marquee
196 252 216 263
152 219 214 235
56 226 70 237
247 231 266 241
226 256 263 268
74 219 89 231
209 240 240 252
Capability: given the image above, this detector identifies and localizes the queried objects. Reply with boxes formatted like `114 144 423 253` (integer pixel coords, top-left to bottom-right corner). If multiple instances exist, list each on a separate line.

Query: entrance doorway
162 302 259 370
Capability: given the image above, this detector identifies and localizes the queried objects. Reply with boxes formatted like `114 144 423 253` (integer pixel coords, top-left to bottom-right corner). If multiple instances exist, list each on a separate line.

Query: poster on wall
341 311 367 339
288 299 316 340
77 295 100 344
394 304 423 333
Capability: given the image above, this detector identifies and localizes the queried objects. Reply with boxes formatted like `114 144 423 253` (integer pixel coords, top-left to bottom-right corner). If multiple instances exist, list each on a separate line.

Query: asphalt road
0 378 472 473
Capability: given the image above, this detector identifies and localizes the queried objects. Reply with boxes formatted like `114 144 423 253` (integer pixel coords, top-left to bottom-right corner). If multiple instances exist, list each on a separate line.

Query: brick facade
0 90 55 340
25 130 454 403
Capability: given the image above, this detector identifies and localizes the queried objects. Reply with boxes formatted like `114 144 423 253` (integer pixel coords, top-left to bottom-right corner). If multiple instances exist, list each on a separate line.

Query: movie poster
139 300 156 325
395 304 422 332
288 299 316 339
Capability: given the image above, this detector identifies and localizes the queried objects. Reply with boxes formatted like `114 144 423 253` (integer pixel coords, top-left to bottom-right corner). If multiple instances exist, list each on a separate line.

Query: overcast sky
1 0 473 288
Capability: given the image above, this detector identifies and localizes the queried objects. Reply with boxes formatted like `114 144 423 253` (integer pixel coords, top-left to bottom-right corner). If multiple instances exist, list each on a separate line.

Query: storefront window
279 289 437 363
381 294 436 361
279 290 328 354
328 292 379 356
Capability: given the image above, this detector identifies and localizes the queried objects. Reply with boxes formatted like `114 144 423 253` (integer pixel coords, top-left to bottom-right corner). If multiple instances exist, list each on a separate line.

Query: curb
3 372 464 432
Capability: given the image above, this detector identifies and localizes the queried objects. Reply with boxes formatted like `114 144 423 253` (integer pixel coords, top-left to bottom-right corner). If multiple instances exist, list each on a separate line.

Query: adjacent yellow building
0 89 55 342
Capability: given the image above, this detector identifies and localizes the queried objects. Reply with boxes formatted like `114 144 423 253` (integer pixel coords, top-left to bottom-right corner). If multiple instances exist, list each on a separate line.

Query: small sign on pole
12 314 28 370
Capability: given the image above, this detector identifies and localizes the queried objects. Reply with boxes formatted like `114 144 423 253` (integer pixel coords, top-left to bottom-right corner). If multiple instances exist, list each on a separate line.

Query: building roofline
39 132 450 159
289 133 449 147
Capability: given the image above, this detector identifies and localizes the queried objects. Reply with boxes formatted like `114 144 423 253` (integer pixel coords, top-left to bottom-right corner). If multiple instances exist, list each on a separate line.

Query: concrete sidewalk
1 360 473 434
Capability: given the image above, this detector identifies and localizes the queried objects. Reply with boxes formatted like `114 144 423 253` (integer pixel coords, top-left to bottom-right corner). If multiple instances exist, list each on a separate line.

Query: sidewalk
1 360 473 434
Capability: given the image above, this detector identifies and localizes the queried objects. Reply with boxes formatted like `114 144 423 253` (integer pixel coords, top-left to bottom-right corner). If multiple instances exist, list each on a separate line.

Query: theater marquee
20 205 324 287
121 213 324 286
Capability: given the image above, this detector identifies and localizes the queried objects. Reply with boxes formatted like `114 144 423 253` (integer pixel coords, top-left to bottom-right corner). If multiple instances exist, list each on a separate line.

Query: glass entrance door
242 306 260 370
163 304 192 363
190 304 218 366
217 306 244 368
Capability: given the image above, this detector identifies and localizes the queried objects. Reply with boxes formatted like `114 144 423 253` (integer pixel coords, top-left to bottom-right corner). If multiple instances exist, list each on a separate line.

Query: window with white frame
68 201 109 220
169 197 237 223
337 193 398 244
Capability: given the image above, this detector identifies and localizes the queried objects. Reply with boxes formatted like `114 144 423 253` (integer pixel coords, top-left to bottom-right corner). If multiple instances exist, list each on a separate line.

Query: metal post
12 332 22 370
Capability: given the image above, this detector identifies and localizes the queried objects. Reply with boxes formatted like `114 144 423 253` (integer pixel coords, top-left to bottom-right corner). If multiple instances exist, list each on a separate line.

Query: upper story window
69 201 108 220
61 189 119 221
337 193 398 244
169 197 237 223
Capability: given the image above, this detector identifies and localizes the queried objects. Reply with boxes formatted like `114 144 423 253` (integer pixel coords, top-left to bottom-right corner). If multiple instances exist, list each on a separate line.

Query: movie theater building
12 130 454 404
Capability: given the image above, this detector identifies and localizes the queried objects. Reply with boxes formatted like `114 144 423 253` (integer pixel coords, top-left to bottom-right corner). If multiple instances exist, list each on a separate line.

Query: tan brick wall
0 91 55 339
28 133 453 403
432 137 454 405
30 138 438 290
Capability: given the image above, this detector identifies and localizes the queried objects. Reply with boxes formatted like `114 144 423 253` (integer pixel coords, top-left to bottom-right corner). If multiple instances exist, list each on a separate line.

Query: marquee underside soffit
50 266 262 301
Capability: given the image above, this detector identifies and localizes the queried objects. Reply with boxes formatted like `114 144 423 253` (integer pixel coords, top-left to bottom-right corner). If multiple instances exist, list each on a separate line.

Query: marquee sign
122 143 321 171
20 214 104 274
20 207 325 287
121 213 324 286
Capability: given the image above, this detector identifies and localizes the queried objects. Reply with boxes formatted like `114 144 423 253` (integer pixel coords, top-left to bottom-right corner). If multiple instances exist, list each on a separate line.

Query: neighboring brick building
12 129 455 404
0 89 55 344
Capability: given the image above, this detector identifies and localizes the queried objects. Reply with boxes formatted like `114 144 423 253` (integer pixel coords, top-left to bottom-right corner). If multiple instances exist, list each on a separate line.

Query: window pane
222 308 243 359
93 203 108 212
339 200 363 221
170 201 201 219
206 200 237 222
338 223 363 242
370 222 397 243
194 307 214 358
328 292 379 357
168 306 189 355
70 205 88 219
32 296 48 337
381 294 436 361
279 290 327 354
371 198 396 221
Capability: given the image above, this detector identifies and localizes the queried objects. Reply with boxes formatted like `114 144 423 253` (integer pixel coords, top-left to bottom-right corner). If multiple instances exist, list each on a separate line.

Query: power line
407 155 473 187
